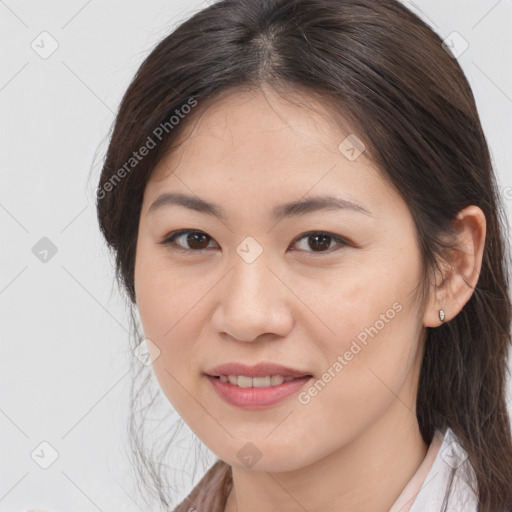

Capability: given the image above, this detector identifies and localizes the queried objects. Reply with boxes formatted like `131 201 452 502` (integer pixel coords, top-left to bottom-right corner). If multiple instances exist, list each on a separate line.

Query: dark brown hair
96 0 512 509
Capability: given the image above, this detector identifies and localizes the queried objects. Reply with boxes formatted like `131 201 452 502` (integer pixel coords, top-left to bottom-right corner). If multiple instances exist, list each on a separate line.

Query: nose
211 255 294 343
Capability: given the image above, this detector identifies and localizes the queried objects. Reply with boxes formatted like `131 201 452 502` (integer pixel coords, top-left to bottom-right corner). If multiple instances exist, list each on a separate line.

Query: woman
96 0 512 510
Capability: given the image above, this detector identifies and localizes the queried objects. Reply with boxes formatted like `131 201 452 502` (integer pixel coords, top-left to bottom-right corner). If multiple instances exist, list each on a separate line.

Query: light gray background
1 0 511 511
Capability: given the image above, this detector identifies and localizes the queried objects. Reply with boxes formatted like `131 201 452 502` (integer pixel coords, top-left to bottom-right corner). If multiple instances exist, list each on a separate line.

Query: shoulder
172 459 232 512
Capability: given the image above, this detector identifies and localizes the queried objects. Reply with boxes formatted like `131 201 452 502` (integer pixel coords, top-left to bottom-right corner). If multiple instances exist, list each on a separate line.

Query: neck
224 399 428 512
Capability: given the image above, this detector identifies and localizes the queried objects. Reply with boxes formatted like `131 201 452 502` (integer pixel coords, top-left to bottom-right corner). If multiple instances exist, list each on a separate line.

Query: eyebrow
147 192 372 220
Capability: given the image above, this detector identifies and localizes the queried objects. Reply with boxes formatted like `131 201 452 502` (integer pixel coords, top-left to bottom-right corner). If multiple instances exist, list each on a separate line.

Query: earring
439 309 445 322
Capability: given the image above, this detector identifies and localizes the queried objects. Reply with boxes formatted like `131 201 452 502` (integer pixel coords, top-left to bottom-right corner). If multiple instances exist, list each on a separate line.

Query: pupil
188 232 208 249
310 234 330 251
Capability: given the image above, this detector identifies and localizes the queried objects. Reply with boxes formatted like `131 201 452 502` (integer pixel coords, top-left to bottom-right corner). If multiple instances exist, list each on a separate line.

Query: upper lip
205 362 312 378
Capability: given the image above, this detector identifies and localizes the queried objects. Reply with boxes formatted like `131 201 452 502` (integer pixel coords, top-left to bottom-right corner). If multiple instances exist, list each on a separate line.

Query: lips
206 373 313 409
205 362 312 379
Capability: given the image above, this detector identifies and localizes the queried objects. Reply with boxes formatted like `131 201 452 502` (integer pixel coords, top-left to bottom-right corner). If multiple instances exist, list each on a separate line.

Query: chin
218 444 314 474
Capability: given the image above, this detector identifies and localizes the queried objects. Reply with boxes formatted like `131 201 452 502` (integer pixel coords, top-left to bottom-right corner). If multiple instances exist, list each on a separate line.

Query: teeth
239 375 257 388
271 375 285 385
217 374 307 387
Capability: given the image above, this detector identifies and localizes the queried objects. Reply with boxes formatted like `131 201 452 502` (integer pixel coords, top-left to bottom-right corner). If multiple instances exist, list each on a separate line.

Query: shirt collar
406 425 479 512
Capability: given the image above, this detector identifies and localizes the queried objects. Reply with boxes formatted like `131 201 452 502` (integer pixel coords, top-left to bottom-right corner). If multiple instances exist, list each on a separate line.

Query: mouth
204 362 314 408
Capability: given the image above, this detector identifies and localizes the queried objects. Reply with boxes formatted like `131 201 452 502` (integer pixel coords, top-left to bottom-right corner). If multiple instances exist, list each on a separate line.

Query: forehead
152 88 363 171
145 87 400 217
184 87 341 142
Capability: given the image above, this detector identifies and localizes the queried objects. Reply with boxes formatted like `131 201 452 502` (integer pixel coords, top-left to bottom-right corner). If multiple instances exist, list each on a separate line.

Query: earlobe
422 205 486 328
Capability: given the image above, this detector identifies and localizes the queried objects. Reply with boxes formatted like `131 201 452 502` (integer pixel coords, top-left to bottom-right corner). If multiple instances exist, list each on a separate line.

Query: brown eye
183 231 210 250
292 232 348 255
307 233 331 251
160 230 216 253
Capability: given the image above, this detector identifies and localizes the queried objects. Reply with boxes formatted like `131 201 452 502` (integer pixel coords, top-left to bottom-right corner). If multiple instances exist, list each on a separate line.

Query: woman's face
134 87 429 472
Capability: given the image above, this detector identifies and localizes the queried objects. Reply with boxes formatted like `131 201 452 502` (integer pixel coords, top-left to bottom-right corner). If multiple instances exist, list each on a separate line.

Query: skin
134 86 486 512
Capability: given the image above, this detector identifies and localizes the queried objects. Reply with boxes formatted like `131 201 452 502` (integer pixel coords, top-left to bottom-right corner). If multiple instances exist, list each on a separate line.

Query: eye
159 229 350 256
159 229 217 254
291 231 349 257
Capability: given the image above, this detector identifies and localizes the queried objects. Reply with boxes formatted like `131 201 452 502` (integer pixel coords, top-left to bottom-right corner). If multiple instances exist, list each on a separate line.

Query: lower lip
206 375 313 409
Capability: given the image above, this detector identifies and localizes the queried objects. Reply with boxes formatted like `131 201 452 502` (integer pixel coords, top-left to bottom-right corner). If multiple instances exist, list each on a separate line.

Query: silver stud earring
439 309 445 322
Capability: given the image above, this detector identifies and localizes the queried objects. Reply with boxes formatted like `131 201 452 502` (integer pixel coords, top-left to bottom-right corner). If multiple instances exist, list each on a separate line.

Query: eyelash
159 229 350 257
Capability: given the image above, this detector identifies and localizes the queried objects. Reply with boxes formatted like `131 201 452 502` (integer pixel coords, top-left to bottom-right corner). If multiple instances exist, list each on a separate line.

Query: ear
423 205 486 327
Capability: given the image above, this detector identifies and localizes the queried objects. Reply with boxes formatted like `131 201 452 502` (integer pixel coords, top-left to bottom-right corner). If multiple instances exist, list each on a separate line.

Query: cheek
134 239 198 339
135 270 199 368
306 245 421 354
302 245 423 404
284 301 422 467
134 242 211 420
